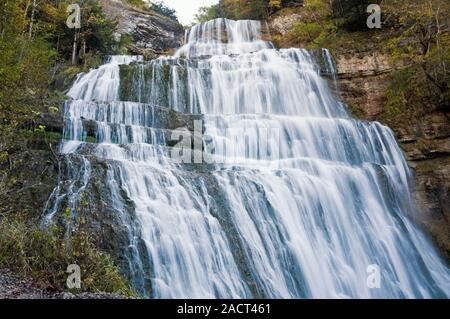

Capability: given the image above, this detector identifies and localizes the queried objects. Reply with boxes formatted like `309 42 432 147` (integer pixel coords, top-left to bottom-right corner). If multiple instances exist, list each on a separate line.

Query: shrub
0 216 134 295
150 1 179 22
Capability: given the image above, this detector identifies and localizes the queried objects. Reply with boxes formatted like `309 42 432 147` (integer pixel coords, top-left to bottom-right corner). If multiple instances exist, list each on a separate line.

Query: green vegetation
124 0 149 10
272 0 384 49
383 0 450 122
124 0 179 23
0 0 123 152
150 1 178 22
0 0 127 223
194 4 225 23
194 0 303 22
0 0 137 294
331 0 373 31
0 215 134 295
281 0 334 47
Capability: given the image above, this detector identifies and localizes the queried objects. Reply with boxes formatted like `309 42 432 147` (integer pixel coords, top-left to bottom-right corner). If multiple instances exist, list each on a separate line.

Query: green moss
119 65 132 101
85 135 98 144
40 131 63 144
346 103 367 119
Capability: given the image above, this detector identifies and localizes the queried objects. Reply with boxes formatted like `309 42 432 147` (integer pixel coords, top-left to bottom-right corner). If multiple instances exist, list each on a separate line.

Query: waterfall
67 55 143 102
46 18 449 298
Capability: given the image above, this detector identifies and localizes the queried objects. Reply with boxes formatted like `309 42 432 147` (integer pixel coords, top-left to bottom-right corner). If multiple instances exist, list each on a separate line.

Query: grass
0 215 135 296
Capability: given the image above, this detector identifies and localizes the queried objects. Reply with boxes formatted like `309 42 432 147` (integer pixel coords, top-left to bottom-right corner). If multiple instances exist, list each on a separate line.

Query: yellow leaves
48 106 59 114
40 2 66 23
35 125 46 133
269 0 282 10
0 151 9 162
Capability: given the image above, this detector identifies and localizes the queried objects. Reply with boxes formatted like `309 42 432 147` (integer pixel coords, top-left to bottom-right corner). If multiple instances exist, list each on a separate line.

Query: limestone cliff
99 0 184 57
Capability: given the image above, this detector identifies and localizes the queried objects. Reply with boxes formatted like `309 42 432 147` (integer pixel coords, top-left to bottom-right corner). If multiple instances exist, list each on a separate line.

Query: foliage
0 0 123 151
150 1 178 22
260 0 449 127
51 0 119 65
220 0 268 20
281 0 334 48
194 4 224 23
194 0 303 21
384 68 415 119
269 0 282 12
0 215 134 295
384 0 449 111
124 0 149 10
331 0 373 31
0 2 138 292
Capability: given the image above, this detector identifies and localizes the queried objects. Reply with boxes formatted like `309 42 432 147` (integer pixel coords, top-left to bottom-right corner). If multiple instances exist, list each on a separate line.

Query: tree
0 0 122 144
194 0 304 22
150 1 178 22
387 0 449 110
194 5 223 23
28 0 38 38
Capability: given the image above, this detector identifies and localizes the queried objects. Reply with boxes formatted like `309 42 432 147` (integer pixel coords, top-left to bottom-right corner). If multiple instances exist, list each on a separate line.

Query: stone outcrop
99 0 184 57
270 13 304 36
335 52 394 120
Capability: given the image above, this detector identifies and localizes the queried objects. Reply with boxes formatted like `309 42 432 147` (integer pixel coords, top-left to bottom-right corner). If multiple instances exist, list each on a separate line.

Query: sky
158 0 219 26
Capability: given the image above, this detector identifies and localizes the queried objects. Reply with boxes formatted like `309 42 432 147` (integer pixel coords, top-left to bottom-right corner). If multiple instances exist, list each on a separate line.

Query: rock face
99 0 184 57
334 52 450 259
335 52 394 120
0 132 60 219
270 13 304 36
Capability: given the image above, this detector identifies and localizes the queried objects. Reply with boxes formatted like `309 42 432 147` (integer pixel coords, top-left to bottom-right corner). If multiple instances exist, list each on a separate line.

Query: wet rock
411 157 450 259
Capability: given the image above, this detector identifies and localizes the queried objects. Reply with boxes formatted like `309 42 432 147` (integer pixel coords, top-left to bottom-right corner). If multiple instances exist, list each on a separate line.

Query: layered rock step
62 100 203 147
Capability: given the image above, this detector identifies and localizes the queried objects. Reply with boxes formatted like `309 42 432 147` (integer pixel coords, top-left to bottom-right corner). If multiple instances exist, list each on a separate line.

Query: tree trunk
24 0 31 19
28 0 37 39
82 38 86 57
82 38 87 67
72 32 78 65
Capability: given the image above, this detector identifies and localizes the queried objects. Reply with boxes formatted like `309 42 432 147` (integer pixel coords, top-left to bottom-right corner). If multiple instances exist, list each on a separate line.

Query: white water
67 55 143 102
46 18 449 298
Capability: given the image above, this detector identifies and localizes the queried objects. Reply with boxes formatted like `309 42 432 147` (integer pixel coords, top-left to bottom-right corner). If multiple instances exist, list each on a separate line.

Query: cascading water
45 18 449 298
